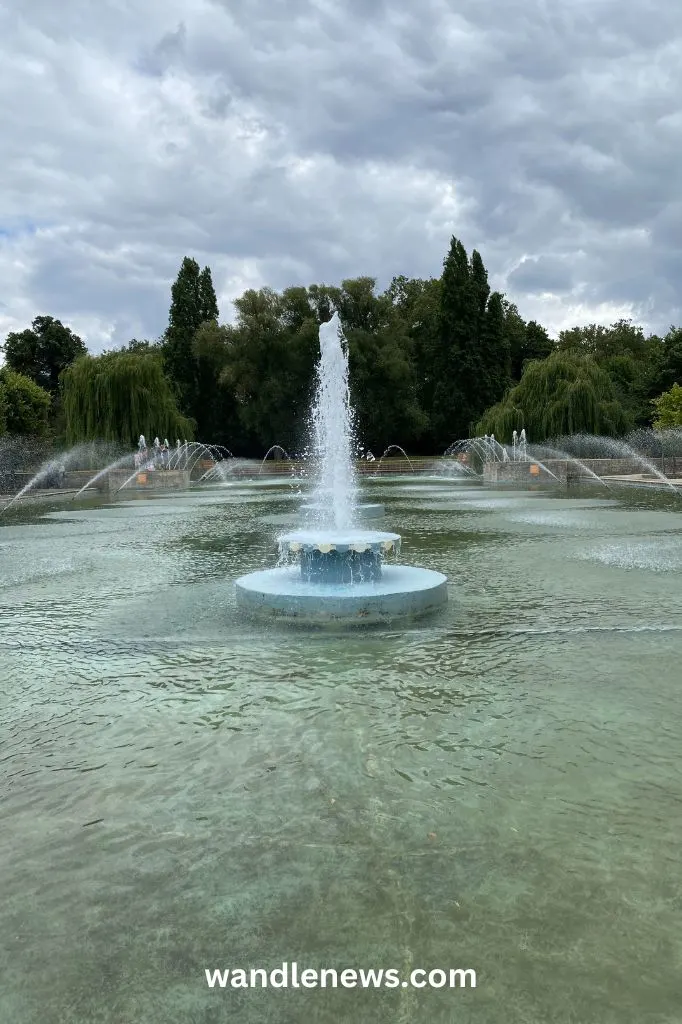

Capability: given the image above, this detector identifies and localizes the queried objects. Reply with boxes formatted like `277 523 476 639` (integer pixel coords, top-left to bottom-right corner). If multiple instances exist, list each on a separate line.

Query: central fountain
235 313 448 624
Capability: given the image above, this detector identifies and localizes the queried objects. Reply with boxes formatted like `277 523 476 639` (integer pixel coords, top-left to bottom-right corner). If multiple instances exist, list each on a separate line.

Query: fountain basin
235 564 448 625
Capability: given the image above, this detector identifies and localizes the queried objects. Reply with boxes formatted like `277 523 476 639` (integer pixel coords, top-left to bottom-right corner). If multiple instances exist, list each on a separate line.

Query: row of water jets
2 428 682 512
444 428 682 494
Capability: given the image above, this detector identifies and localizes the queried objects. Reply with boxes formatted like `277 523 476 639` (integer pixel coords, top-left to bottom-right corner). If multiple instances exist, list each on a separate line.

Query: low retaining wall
102 469 191 492
483 457 680 485
221 457 441 477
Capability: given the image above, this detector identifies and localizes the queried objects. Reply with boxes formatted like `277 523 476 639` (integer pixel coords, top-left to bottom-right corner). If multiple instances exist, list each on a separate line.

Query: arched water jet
560 434 682 495
530 444 610 489
258 446 291 475
376 445 415 473
71 451 136 500
2 443 95 512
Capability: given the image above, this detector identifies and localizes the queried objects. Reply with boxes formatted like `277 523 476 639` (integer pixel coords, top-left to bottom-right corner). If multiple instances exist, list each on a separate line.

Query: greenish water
1 477 682 1023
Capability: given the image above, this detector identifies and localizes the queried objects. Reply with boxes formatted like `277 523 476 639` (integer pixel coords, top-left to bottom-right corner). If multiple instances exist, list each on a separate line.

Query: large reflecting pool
2 477 681 1023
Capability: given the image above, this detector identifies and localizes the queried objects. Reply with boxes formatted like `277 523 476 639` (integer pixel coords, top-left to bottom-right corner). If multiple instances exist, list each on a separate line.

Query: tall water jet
300 314 384 522
235 314 447 624
309 315 358 527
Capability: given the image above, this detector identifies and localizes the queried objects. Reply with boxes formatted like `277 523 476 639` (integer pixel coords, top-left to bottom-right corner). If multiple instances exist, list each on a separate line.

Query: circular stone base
235 564 448 625
300 502 385 520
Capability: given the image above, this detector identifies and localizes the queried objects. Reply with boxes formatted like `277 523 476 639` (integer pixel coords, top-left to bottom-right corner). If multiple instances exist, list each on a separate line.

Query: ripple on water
578 537 682 571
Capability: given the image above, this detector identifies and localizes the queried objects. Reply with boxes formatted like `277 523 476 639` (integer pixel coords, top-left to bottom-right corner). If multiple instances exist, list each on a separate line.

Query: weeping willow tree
476 351 631 441
62 350 194 446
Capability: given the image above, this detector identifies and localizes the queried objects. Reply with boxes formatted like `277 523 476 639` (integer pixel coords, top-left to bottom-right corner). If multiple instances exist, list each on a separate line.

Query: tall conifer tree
198 266 219 323
431 237 481 445
163 257 204 422
480 291 511 409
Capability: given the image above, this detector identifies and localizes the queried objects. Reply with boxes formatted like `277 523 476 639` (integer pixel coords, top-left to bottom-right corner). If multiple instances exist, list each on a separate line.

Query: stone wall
102 469 191 492
483 457 679 485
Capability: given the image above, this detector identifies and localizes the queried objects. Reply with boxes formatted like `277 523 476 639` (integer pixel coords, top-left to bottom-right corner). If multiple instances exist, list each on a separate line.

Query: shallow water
1 479 682 1023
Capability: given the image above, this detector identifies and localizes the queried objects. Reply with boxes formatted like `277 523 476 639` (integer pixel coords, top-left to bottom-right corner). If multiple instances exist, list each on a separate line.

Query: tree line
2 238 681 452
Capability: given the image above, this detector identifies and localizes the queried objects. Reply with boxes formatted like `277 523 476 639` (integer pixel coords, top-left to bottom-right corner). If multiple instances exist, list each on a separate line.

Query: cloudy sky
1 0 681 352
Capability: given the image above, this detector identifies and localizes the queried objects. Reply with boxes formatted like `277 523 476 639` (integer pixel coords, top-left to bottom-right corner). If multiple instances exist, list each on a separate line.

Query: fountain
235 314 448 624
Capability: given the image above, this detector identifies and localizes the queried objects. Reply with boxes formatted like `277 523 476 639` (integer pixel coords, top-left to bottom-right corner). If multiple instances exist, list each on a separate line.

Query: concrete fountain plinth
236 529 447 625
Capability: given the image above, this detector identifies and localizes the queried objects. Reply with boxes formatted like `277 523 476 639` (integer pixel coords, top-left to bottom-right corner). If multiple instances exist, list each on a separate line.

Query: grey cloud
508 257 576 295
1 0 682 352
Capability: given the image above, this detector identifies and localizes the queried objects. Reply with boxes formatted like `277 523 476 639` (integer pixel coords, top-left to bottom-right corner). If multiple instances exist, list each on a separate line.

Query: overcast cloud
1 0 681 351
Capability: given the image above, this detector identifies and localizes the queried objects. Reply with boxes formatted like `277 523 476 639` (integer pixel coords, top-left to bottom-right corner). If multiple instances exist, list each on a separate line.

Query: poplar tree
431 237 480 445
163 257 203 420
198 266 219 323
480 291 511 409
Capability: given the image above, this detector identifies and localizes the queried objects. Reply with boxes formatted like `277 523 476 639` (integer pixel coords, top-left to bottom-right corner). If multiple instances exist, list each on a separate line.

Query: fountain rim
277 528 400 555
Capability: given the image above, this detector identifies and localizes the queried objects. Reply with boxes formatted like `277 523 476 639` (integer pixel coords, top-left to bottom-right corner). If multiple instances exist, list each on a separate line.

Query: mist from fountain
197 459 253 483
2 442 103 512
557 434 682 494
437 457 478 479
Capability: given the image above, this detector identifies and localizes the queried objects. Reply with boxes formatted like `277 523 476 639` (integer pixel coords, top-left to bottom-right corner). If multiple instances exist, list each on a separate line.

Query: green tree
163 256 203 418
329 278 427 450
480 291 511 409
0 367 51 435
62 349 193 446
557 319 663 424
431 237 481 445
557 319 652 360
385 275 440 447
198 266 219 323
218 287 320 450
525 320 555 363
191 320 237 446
2 315 86 394
651 383 682 429
503 302 554 380
477 351 631 441
651 327 682 395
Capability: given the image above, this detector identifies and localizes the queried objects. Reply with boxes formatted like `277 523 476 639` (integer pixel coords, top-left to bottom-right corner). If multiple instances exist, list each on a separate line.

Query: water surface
1 478 681 1023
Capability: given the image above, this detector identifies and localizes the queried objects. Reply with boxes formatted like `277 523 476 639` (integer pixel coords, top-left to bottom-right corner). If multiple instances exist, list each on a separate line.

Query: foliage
8 242 678 452
2 315 86 394
650 327 682 395
217 287 321 450
61 349 193 446
163 257 219 431
556 319 663 425
0 367 51 436
477 351 632 441
333 279 428 450
651 383 682 430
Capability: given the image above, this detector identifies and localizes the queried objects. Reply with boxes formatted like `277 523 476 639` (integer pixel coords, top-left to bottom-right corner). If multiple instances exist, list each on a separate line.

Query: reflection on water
1 481 682 1022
